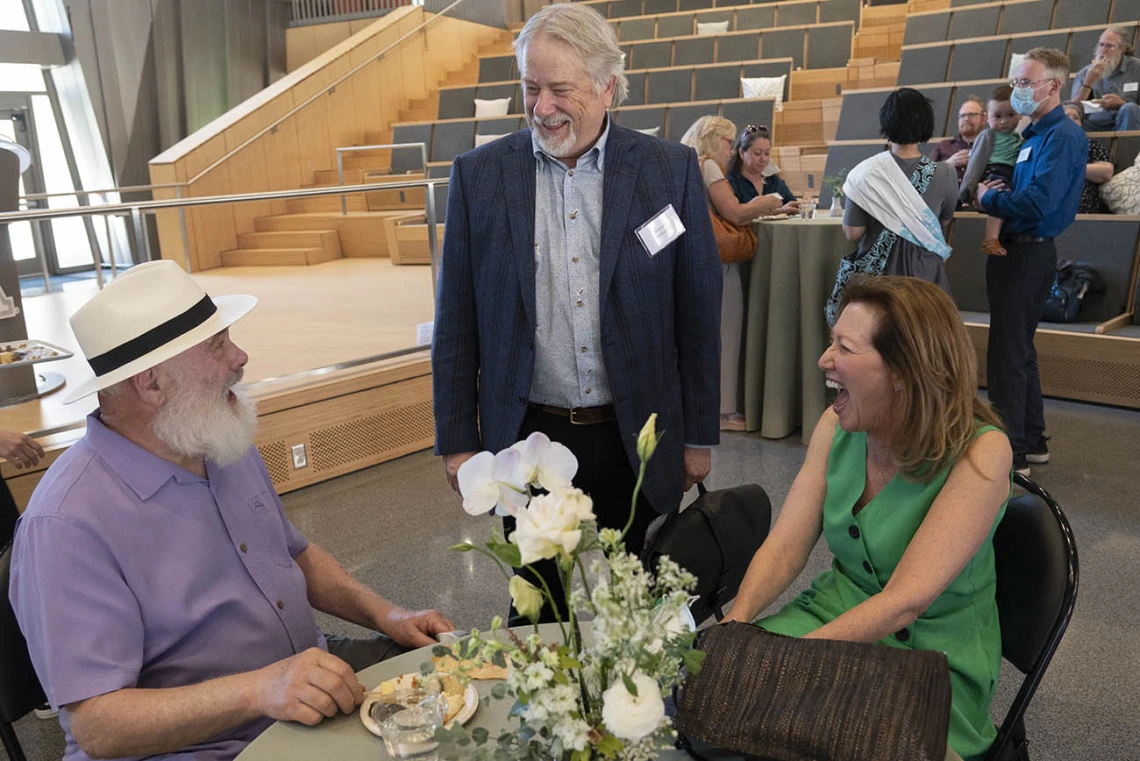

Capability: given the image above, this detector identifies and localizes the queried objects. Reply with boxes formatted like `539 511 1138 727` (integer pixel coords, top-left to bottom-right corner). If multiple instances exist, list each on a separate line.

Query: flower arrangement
437 414 704 761
823 173 846 200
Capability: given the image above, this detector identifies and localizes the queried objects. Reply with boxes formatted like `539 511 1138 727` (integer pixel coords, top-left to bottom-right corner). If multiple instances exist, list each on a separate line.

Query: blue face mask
1011 85 1040 116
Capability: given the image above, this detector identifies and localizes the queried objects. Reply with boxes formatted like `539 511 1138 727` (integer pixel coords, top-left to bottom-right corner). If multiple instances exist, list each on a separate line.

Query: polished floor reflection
7 395 1140 761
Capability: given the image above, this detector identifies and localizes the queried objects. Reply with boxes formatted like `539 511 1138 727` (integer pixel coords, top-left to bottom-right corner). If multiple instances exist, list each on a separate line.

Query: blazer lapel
599 127 641 311
503 131 538 330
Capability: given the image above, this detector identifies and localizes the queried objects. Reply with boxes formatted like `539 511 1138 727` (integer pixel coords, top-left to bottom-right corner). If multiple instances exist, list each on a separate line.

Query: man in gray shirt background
1071 26 1140 131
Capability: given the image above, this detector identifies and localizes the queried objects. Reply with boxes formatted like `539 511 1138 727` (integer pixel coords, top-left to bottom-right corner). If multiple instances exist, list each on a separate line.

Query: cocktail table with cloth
741 217 850 442
236 623 963 761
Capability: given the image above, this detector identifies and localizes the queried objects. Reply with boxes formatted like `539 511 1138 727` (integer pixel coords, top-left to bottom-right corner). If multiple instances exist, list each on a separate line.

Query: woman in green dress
724 276 1013 761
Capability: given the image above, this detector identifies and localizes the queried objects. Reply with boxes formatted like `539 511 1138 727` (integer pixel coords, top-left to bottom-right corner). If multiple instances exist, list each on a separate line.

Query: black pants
0 477 19 548
504 407 657 625
986 238 1057 456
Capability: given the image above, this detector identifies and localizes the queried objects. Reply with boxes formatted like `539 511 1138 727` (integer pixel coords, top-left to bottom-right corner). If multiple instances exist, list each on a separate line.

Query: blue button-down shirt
529 119 612 409
10 412 323 761
980 105 1087 237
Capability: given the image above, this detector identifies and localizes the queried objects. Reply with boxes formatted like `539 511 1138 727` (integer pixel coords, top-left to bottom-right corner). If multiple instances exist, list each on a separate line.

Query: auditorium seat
948 5 1000 40
999 0 1055 35
478 56 514 84
948 39 1010 82
390 124 432 174
1052 0 1110 31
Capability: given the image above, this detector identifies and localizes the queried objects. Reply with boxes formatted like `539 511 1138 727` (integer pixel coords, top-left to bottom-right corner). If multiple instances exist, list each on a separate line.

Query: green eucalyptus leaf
491 683 507 700
471 727 490 745
431 645 450 657
621 671 638 697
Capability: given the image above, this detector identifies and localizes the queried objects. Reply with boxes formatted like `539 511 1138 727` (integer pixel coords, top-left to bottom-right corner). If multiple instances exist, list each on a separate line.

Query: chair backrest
0 542 46 724
641 483 772 623
987 474 1078 761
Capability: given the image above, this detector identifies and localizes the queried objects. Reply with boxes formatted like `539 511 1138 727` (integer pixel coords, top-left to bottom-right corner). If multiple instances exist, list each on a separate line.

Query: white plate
359 672 479 738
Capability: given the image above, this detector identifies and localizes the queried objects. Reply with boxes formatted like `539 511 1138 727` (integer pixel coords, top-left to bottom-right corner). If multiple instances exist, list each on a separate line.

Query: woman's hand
777 200 800 215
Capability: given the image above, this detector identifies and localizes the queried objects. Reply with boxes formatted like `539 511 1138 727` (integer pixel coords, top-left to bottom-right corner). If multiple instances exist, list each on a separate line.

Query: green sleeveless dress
757 424 1010 761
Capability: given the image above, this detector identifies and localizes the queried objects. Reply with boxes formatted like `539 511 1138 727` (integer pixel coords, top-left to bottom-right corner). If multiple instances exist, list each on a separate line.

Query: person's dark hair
879 87 934 145
990 84 1013 103
726 124 772 176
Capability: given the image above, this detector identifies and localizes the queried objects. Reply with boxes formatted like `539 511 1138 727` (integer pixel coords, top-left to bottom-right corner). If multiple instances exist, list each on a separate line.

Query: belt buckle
568 407 586 425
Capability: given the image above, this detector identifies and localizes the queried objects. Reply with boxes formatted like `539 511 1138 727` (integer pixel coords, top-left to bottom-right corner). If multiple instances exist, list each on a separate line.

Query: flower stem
466 545 515 584
620 460 648 545
527 563 567 641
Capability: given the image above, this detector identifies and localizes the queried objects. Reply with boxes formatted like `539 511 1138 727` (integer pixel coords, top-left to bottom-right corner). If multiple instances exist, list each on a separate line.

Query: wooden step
386 218 446 265
219 246 340 267
312 168 378 185
253 212 410 257
286 194 371 214
237 229 342 258
342 155 391 171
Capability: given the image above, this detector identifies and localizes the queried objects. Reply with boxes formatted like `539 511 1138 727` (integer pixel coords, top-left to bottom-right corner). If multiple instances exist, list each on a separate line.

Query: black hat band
87 294 218 377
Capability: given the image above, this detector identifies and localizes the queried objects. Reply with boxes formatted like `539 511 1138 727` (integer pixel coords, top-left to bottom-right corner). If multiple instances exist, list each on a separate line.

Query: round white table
236 623 961 761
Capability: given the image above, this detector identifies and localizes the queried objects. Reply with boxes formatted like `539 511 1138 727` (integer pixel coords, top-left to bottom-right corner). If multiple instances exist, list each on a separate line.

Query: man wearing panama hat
9 261 454 761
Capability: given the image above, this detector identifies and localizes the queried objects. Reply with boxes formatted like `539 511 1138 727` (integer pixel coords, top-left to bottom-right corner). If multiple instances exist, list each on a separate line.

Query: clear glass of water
800 198 817 220
371 686 447 758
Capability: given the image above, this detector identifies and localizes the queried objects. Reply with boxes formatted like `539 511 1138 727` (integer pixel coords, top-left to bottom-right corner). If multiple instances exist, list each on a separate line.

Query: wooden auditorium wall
148 6 501 272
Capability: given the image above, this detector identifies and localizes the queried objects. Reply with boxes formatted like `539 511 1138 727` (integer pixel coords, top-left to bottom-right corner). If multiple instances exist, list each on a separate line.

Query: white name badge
1017 146 1032 164
1125 82 1139 93
636 204 685 257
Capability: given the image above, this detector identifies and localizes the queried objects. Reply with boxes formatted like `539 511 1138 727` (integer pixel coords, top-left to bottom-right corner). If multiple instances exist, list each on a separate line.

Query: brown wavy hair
839 276 1004 480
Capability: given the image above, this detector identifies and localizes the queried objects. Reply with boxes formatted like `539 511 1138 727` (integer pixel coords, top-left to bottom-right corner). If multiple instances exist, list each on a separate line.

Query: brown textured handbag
675 622 953 761
709 208 758 264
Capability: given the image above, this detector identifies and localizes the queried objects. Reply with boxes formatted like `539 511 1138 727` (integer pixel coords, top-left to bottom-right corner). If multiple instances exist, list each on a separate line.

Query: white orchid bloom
457 448 529 517
510 431 578 492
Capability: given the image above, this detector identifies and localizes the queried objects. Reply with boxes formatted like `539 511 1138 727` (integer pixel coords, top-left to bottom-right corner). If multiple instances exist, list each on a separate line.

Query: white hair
151 356 257 468
514 3 629 107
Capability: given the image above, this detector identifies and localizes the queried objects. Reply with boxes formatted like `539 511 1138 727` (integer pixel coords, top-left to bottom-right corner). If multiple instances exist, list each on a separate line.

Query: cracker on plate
432 648 509 681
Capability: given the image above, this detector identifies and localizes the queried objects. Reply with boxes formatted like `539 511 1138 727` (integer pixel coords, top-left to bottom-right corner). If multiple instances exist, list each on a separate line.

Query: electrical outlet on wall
291 444 307 470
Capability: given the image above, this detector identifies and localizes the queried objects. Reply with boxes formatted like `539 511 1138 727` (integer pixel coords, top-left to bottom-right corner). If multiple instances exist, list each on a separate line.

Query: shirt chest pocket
249 492 294 568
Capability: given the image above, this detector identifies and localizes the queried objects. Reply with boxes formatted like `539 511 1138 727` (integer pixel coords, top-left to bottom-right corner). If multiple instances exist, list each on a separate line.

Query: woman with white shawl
826 88 959 326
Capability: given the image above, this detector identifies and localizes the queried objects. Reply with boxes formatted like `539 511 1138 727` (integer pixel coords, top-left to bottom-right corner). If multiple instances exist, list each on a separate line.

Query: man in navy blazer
432 3 721 621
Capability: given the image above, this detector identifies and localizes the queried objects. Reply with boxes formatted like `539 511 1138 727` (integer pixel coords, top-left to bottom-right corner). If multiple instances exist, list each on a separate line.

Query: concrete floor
6 396 1139 760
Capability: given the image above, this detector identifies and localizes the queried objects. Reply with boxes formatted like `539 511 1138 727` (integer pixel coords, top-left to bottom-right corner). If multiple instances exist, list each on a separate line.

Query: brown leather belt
531 403 616 425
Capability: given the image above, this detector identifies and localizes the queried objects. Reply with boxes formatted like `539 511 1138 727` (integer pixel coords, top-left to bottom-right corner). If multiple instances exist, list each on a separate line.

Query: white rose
510 491 585 565
555 487 595 523
601 672 666 742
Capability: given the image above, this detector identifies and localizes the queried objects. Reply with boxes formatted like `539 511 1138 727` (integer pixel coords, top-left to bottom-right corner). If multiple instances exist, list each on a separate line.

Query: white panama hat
64 260 257 404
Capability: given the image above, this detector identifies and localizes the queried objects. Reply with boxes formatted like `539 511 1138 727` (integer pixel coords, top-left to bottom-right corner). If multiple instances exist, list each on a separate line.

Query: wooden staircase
218 28 514 268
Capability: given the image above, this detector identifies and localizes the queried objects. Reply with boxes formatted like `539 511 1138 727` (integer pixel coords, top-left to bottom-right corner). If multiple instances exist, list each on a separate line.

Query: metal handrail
20 182 185 201
336 142 428 215
184 0 469 188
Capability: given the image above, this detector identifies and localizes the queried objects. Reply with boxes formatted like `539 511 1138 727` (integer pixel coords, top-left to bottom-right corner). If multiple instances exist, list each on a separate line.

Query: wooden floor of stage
1 258 435 439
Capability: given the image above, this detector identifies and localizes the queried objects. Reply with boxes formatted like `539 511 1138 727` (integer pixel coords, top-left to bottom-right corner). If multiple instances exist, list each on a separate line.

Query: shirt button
580 346 587 353
569 210 578 220
276 600 285 609
518 396 527 406
585 388 592 394
568 170 575 177
862 560 872 574
848 526 860 540
572 256 579 263
576 300 583 307
896 628 910 642
239 543 248 553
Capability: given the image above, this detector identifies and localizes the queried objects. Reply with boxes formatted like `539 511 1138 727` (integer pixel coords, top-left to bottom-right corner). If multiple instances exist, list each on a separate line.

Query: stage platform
0 259 438 506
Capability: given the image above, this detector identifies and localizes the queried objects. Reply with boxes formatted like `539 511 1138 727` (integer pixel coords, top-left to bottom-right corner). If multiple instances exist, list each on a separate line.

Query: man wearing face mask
1071 27 1140 131
975 48 1087 477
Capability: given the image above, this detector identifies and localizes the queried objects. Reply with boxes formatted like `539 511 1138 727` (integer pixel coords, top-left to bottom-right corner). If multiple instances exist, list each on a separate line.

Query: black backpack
1043 260 1104 323
641 483 771 624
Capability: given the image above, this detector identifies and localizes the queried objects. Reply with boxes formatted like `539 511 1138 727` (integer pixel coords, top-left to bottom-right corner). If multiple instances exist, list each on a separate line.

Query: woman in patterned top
1062 101 1115 214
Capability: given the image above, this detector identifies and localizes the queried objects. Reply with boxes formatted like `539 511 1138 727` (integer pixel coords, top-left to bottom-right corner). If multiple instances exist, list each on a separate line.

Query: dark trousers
986 238 1057 455
505 406 657 625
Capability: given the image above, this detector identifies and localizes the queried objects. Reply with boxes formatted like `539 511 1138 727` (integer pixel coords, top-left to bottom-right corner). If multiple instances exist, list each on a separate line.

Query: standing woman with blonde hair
681 116 785 431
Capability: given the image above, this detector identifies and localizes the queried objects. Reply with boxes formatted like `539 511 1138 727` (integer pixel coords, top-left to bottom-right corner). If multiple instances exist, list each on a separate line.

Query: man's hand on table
382 606 456 648
254 647 364 726
0 429 43 469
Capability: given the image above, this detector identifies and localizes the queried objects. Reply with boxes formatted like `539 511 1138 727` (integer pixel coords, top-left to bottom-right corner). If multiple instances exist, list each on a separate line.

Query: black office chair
641 483 772 623
985 473 1079 761
0 541 46 761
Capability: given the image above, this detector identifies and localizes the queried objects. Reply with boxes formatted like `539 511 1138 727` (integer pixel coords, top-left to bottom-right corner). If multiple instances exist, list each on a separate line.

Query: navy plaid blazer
432 123 722 513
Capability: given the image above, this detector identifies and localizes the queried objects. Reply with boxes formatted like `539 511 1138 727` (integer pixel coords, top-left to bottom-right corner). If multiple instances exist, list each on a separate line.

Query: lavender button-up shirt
10 412 324 761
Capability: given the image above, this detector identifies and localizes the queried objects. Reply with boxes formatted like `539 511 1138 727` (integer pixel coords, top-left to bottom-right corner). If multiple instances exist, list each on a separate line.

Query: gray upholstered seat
613 106 667 133
647 68 694 103
761 28 806 68
618 18 657 41
1054 0 1111 30
696 64 743 101
674 37 716 65
643 0 677 15
1011 31 1068 57
719 99 775 140
478 56 514 84
430 121 475 163
997 0 1052 34
625 72 648 107
630 40 673 69
717 31 763 62
735 5 776 31
1111 0 1140 22
948 39 1008 82
806 24 853 69
390 124 432 174
438 87 476 120
834 91 889 141
948 5 1000 41
818 0 860 26
919 84 955 138
819 143 885 206
904 10 948 45
609 0 646 19
898 45 951 85
776 2 815 28
656 15 695 39
666 103 713 142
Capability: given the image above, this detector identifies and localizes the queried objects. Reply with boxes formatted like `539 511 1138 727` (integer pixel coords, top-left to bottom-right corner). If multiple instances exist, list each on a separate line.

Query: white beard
152 370 258 468
530 113 578 158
